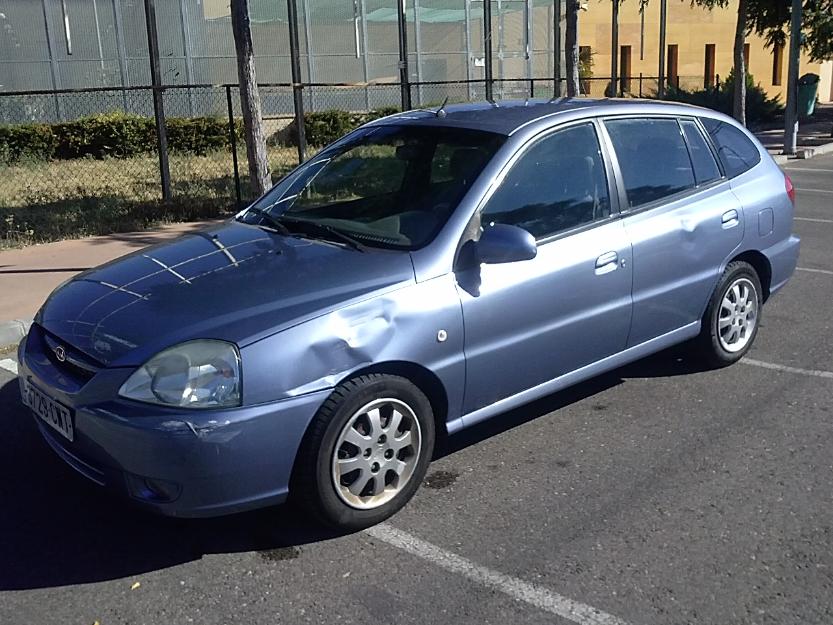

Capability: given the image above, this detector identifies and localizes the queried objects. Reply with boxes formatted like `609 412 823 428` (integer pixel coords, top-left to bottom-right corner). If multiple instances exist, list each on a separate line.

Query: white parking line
0 359 18 376
795 217 833 223
795 187 833 194
797 266 833 276
365 523 633 625
783 167 833 173
741 357 833 380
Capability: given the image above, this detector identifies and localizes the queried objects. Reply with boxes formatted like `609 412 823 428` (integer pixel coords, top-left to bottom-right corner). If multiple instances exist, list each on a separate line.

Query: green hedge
0 113 243 163
287 106 400 147
661 71 783 125
0 124 58 162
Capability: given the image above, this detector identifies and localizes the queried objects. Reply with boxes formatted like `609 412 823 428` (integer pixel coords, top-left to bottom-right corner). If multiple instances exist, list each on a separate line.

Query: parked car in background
18 99 799 529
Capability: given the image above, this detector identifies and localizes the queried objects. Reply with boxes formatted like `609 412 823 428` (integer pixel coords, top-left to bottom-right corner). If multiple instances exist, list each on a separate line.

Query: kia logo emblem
54 346 66 362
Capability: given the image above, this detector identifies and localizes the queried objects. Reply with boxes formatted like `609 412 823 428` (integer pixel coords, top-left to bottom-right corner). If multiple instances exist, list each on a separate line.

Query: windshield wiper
238 207 292 235
275 216 368 252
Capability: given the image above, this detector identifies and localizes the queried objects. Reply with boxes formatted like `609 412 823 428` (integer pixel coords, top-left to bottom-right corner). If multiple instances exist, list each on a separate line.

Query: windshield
246 124 505 250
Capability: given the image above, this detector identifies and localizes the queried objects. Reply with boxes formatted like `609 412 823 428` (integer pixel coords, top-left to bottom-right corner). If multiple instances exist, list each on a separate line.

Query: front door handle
595 251 618 275
722 209 740 228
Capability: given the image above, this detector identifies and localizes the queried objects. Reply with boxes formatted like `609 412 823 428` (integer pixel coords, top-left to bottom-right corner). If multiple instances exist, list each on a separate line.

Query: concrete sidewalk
754 103 833 160
0 220 221 348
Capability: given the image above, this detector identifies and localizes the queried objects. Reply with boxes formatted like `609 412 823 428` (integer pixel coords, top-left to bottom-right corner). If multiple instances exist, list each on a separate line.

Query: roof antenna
408 96 450 118
435 96 449 118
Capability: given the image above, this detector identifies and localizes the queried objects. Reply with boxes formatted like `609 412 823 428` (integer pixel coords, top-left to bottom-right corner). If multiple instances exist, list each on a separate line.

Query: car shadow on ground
0 345 711 591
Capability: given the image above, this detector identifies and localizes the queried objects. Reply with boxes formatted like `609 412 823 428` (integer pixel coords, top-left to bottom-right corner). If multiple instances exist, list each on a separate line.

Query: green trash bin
798 73 820 118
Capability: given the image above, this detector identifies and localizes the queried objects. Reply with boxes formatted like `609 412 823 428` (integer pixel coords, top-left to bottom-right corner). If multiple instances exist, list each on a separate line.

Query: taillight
785 173 796 205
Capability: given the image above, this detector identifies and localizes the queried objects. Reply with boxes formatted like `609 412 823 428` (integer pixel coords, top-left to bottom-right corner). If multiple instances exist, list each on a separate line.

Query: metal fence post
287 0 307 163
397 0 412 110
553 0 562 98
657 0 667 97
226 85 243 208
611 0 619 98
484 0 493 101
144 0 172 201
112 0 130 110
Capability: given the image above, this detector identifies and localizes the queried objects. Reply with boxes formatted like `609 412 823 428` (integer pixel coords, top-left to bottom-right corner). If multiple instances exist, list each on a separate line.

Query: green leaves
0 114 242 164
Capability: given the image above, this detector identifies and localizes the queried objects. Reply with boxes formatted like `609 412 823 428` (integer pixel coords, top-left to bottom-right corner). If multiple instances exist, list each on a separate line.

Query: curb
0 319 32 351
771 139 833 164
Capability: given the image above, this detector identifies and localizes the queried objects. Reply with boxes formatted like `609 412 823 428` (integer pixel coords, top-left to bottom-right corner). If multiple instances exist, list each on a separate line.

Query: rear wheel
694 260 762 367
293 374 435 530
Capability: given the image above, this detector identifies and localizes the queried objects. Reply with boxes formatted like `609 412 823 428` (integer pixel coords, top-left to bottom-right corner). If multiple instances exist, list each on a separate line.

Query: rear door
601 116 744 347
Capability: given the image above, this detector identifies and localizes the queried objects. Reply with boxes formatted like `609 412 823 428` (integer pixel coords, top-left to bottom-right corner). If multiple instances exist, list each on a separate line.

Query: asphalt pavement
1 154 832 625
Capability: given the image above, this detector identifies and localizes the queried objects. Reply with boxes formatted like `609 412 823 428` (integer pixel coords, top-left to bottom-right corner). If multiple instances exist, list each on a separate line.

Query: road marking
742 358 833 380
795 217 833 223
795 187 833 194
365 523 633 625
783 167 833 173
0 359 18 376
797 266 833 276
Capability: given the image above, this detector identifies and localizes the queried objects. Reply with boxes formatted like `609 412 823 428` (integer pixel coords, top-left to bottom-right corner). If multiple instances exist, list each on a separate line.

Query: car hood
36 221 415 367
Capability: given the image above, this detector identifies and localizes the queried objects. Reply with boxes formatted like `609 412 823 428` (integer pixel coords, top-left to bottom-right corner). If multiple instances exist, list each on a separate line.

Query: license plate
20 378 74 442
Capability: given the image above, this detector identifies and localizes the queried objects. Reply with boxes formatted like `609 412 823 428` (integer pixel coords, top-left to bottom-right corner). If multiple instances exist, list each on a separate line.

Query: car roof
367 98 725 136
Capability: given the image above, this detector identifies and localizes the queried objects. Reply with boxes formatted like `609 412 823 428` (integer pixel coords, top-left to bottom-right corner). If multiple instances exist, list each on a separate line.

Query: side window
604 117 696 208
700 118 761 178
481 123 611 240
680 119 721 185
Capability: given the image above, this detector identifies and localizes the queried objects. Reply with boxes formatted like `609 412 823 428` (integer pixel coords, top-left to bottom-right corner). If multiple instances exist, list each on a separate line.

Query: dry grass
0 147 301 248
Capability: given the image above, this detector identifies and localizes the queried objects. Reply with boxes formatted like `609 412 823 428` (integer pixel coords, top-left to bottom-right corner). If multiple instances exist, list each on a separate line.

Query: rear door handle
722 209 739 228
595 251 618 274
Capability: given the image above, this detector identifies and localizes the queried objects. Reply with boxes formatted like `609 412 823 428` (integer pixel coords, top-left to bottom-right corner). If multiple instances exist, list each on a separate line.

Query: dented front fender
240 274 466 423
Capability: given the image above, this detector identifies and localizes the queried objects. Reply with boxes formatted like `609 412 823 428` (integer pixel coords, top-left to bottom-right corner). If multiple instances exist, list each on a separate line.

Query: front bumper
17 333 328 518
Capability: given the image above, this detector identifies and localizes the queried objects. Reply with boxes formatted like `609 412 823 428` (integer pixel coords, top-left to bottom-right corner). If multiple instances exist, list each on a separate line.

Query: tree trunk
732 0 747 125
565 0 580 97
230 0 271 197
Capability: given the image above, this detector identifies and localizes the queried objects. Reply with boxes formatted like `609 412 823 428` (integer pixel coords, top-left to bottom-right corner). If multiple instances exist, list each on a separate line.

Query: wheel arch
729 250 772 302
336 361 450 442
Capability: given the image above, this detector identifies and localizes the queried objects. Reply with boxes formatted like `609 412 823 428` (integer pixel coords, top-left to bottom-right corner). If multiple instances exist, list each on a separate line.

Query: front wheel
293 374 435 530
694 260 763 367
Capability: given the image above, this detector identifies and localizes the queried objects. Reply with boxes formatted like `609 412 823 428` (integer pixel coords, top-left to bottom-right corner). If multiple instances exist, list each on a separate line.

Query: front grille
38 327 102 383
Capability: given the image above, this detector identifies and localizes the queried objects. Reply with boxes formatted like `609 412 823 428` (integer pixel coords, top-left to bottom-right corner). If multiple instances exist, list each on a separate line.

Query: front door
456 122 633 416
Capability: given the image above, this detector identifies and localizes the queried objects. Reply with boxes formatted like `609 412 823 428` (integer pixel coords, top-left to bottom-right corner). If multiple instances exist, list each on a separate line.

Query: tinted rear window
680 119 722 185
700 118 761 178
605 118 696 208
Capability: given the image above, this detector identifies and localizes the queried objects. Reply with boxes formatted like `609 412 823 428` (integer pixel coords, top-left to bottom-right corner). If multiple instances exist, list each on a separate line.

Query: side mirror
476 224 537 264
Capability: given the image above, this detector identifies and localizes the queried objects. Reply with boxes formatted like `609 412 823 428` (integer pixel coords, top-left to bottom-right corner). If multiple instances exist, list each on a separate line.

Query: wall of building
579 0 830 102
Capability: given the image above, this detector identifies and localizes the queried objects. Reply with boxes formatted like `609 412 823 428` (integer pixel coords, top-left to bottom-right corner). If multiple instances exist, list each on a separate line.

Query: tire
293 374 435 530
694 260 763 367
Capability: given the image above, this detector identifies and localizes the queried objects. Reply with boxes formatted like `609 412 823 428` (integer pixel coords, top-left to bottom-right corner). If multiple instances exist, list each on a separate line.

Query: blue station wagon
18 99 800 529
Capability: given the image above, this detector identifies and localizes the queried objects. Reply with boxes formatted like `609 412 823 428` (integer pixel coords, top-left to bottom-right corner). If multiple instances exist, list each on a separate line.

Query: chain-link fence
0 76 701 246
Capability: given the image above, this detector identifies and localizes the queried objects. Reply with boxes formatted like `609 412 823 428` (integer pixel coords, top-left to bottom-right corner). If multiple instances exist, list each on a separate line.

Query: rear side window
680 119 721 185
604 118 695 208
481 123 611 239
700 118 761 178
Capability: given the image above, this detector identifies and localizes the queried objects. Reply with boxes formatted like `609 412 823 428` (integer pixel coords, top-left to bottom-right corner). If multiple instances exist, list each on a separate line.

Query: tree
732 0 747 123
565 0 580 96
230 0 271 197
692 0 833 125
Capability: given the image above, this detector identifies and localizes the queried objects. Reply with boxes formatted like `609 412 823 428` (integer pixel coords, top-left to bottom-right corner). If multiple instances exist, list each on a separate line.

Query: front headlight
118 340 242 409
